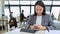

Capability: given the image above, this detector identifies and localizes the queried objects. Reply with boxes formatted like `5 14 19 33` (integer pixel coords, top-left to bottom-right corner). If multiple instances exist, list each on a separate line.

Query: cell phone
34 26 38 29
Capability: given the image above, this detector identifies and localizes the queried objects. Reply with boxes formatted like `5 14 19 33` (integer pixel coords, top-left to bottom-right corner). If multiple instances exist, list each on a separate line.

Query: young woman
26 1 55 30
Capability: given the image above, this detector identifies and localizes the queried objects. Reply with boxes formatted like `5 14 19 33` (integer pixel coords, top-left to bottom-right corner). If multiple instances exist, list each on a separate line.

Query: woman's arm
26 15 33 28
35 15 55 30
46 15 55 30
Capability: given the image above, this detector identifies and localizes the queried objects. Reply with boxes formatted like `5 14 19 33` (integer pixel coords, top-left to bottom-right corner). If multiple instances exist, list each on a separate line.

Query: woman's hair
34 1 46 16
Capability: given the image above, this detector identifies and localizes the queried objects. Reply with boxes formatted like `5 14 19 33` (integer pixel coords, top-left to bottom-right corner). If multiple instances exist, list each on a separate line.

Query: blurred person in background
9 15 17 28
51 13 54 20
20 10 25 22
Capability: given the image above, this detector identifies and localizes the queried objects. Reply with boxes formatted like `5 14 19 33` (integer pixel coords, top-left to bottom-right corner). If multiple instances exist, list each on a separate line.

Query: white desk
3 28 33 34
3 28 60 34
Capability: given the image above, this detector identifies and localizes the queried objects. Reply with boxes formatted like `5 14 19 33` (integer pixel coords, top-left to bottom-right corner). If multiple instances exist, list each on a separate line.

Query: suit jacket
9 17 17 28
26 14 55 30
20 13 25 22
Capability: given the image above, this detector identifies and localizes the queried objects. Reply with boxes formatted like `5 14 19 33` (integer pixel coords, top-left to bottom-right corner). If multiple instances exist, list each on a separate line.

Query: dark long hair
34 1 46 16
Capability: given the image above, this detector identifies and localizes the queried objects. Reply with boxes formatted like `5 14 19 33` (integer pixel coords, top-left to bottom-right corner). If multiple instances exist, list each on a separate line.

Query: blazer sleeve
46 15 56 30
25 15 33 28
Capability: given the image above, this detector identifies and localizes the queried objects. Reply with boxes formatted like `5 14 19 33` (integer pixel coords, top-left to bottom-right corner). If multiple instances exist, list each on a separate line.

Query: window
20 1 30 5
9 1 19 5
43 1 52 5
31 1 37 5
46 6 50 14
4 8 10 20
21 6 30 17
51 7 60 19
4 1 60 20
53 1 60 5
31 1 52 5
31 6 34 15
10 7 20 17
4 1 8 5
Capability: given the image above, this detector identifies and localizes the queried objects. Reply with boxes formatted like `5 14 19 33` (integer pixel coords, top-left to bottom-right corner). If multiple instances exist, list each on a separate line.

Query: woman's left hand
37 25 47 30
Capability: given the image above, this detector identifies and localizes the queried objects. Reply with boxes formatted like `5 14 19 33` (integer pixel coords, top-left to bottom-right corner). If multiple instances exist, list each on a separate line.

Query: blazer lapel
41 15 45 26
33 16 36 24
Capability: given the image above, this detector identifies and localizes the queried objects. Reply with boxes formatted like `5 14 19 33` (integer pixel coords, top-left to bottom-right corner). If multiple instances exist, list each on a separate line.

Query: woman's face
35 5 44 16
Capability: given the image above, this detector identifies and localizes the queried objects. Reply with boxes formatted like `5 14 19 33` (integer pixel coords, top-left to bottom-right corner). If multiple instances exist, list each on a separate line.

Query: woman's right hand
30 25 35 29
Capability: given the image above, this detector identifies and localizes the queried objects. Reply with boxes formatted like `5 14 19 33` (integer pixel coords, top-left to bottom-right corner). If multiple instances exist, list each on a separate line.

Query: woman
26 1 55 30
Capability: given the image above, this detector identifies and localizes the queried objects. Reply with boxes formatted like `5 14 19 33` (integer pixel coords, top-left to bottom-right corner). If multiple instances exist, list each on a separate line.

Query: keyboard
20 28 38 33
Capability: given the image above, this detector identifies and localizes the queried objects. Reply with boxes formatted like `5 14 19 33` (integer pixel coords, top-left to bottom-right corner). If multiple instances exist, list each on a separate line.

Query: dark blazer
26 14 55 30
9 17 17 28
20 13 25 22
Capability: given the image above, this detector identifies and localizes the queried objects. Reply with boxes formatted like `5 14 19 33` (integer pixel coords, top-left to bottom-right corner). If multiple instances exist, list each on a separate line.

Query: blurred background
0 0 60 34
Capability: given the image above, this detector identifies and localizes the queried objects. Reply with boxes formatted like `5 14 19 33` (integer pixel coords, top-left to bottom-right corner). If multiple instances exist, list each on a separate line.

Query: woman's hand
30 25 35 29
30 25 47 30
36 25 47 30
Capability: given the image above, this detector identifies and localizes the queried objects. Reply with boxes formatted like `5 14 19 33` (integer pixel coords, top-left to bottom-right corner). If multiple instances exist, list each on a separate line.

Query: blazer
26 14 55 30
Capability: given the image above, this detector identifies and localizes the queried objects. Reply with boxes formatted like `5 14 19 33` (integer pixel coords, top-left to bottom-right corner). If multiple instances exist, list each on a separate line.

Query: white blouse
36 16 42 25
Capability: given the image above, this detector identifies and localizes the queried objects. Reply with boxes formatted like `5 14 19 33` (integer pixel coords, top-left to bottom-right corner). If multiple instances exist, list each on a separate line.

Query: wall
0 0 4 18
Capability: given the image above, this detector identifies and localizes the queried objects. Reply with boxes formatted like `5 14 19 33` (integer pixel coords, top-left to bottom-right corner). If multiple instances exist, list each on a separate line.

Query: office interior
0 0 60 34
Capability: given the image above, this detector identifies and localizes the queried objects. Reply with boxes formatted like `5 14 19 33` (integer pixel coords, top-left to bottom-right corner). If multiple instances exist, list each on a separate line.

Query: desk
3 28 33 34
3 28 60 34
0 19 8 32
